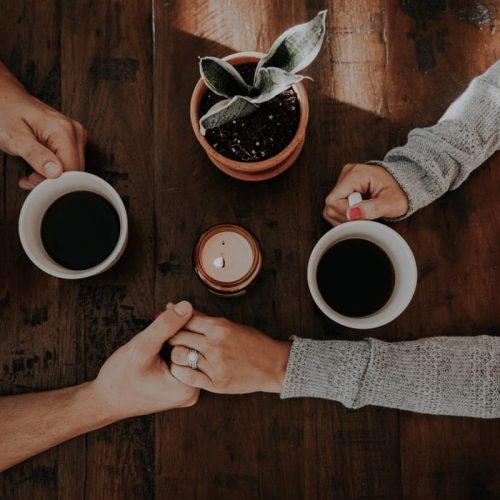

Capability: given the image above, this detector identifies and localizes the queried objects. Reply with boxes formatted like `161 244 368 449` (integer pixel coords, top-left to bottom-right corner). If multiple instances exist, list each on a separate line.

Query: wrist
79 381 120 429
265 340 292 394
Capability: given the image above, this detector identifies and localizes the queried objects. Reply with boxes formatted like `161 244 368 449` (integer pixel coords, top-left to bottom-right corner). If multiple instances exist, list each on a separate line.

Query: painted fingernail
174 301 191 316
154 312 161 319
349 207 362 220
43 162 62 177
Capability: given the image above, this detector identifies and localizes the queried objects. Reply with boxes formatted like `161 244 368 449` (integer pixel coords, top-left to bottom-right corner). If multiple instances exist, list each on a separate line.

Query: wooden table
1 1 499 498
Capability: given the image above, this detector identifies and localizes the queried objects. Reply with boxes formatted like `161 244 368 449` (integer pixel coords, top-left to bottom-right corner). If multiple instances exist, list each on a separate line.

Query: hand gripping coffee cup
308 192 417 329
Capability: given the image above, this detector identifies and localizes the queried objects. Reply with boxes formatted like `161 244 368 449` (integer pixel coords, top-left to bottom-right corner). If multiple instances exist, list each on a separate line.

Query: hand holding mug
0 62 86 190
323 163 409 225
168 305 291 394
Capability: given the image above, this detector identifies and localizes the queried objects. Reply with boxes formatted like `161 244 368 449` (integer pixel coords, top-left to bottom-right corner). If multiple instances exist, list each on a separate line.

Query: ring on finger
186 349 199 370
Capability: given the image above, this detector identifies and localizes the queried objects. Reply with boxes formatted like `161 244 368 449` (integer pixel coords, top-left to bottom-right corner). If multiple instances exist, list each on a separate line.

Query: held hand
89 302 199 422
168 306 291 394
323 164 409 225
0 63 86 190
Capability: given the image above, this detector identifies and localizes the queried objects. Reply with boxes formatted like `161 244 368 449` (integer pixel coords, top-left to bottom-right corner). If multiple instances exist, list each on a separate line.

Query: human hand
0 62 86 190
323 163 409 225
168 306 291 394
89 301 199 422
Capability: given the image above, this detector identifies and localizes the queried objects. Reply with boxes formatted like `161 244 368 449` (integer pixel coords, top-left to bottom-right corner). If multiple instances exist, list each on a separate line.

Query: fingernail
154 312 161 319
174 301 191 316
43 162 62 178
349 207 362 220
19 179 35 190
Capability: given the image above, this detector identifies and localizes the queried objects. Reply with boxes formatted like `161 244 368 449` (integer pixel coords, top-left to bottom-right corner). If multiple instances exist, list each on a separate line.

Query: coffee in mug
41 191 120 270
316 238 395 317
308 192 417 329
19 172 128 279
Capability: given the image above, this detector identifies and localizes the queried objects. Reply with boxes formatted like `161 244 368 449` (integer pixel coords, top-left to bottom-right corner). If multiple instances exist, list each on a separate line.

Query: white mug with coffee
308 192 417 329
19 171 128 279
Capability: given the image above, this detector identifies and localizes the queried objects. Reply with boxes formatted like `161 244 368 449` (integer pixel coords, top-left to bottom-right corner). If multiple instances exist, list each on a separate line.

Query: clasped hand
90 300 291 422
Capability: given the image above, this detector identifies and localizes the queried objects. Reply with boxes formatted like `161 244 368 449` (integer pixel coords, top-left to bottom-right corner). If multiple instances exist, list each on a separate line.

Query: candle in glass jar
193 224 262 296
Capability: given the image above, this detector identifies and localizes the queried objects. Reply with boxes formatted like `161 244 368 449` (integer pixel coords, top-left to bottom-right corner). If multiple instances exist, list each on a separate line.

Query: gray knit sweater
281 61 500 418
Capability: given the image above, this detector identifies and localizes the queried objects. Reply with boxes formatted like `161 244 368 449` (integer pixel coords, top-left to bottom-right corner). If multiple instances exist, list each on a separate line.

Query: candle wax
200 231 254 283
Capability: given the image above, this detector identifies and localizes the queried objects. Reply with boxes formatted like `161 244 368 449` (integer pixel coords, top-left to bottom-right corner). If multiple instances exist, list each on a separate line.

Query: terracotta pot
190 51 309 181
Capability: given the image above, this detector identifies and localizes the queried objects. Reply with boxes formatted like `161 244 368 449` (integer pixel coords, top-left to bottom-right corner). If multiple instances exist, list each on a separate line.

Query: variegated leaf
199 96 258 135
254 10 327 82
200 57 251 98
252 67 310 103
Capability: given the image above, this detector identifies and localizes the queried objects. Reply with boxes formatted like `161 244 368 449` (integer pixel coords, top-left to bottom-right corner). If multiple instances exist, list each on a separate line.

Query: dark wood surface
1 1 499 498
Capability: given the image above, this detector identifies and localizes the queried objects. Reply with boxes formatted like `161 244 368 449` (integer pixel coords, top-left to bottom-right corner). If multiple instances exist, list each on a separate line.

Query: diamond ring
187 349 199 370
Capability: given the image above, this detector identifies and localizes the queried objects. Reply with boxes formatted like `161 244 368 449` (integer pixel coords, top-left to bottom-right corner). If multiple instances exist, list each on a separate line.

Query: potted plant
190 11 327 181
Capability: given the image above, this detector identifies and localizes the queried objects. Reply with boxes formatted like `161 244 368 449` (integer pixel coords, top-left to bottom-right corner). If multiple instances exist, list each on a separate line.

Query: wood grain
0 0 499 499
60 1 156 498
0 2 81 499
385 3 500 499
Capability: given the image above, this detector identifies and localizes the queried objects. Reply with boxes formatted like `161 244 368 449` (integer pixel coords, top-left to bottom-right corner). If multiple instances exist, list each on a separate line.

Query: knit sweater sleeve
281 335 500 418
369 60 500 218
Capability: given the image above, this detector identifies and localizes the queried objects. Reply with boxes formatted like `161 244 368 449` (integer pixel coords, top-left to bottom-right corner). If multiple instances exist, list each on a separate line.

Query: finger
170 364 212 391
167 305 216 335
347 199 385 221
46 124 81 171
14 134 64 179
325 181 356 206
322 207 344 227
132 301 193 354
166 302 210 319
170 346 208 371
169 331 208 352
184 313 224 335
326 197 348 218
18 178 35 190
325 167 371 208
72 121 86 171
18 172 45 190
324 204 346 223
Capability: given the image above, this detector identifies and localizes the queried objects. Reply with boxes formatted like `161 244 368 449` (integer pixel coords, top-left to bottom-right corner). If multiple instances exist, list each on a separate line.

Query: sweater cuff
367 160 423 220
280 336 371 406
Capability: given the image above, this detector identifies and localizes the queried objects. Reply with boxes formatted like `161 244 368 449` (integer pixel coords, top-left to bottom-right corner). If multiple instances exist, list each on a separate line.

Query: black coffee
41 191 120 270
316 238 395 317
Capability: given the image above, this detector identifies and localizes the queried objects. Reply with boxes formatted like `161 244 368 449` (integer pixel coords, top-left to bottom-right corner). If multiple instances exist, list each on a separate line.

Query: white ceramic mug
307 193 417 329
19 171 128 279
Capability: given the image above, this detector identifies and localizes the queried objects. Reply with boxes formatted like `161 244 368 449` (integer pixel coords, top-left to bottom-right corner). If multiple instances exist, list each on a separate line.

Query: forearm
0 382 114 472
281 335 500 418
370 60 500 217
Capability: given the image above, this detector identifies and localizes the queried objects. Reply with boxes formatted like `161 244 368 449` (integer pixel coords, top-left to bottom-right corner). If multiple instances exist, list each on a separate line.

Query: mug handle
348 192 362 207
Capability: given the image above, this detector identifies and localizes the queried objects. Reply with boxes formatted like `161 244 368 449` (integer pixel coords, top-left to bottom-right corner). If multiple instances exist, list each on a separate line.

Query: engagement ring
187 349 199 370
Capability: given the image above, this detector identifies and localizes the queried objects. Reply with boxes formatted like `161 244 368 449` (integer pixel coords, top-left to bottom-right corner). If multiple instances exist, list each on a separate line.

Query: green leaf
199 57 251 98
253 67 310 104
254 10 327 82
199 96 258 135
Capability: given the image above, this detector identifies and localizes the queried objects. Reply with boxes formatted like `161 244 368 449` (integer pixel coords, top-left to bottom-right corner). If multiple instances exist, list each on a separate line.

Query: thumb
16 135 63 179
347 199 387 221
135 301 193 354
